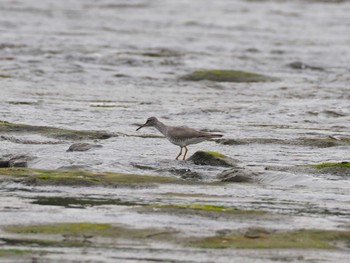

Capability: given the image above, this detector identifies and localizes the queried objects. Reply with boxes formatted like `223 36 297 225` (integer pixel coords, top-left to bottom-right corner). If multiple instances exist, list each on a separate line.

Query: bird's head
136 117 159 131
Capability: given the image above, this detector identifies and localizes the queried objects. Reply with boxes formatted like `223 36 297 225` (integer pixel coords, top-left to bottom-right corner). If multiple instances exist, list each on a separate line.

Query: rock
167 168 203 180
180 70 279 83
312 162 350 176
67 143 102 152
216 138 246 145
0 121 116 141
187 151 240 167
286 62 325 71
0 160 10 168
0 154 35 168
216 168 256 183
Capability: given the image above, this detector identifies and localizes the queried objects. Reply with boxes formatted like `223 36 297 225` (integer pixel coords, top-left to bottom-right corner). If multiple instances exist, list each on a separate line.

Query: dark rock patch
1 135 62 145
31 196 142 208
0 155 35 168
166 168 203 180
187 151 240 167
67 143 102 152
287 61 325 71
181 69 278 83
216 136 350 148
216 168 256 183
0 121 115 141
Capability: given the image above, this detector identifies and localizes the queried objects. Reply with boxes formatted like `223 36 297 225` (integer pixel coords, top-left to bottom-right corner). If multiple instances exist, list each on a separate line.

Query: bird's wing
167 126 220 139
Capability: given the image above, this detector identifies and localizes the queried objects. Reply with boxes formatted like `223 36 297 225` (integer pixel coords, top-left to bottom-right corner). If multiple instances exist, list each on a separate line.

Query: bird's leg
183 146 189 160
175 147 183 160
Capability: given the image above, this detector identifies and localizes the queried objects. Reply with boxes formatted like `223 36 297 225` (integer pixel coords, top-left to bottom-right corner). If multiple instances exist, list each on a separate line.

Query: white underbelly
168 137 207 147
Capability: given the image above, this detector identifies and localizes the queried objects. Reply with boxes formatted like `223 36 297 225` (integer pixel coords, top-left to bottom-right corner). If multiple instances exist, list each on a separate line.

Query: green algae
217 137 350 148
1 237 87 247
193 228 350 249
0 168 184 187
3 223 179 247
313 162 350 169
0 249 33 257
0 74 12 78
161 192 219 198
7 101 40 105
31 196 142 208
146 203 266 215
187 151 238 167
181 69 278 83
0 120 113 140
203 151 226 158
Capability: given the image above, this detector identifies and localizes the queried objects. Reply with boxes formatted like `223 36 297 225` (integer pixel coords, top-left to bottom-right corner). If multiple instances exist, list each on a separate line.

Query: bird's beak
136 123 146 131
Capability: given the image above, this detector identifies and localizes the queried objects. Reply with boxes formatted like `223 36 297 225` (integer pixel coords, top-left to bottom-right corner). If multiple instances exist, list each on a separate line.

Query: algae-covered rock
187 151 240 167
142 204 266 217
312 162 350 176
3 223 178 247
0 168 184 187
216 137 350 148
216 168 256 183
31 196 142 208
0 121 115 141
192 228 350 249
0 249 33 257
181 70 278 83
67 143 102 152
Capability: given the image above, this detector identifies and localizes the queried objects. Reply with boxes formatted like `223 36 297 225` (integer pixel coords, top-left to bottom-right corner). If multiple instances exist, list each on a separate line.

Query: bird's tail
209 133 223 138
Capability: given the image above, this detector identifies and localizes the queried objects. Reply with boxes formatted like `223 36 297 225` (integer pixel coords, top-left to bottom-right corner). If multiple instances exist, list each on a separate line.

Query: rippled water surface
1 0 350 262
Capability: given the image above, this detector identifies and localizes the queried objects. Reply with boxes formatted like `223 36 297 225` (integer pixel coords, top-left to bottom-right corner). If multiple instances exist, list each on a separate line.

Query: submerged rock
181 69 278 83
0 168 185 187
266 162 350 177
216 168 256 183
167 168 203 180
216 136 350 148
0 155 35 168
0 121 115 141
312 162 350 176
192 228 350 249
67 143 102 152
187 151 240 167
287 61 325 71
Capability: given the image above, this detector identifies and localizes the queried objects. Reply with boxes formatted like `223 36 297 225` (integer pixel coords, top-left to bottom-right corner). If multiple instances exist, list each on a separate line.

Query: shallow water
1 0 350 262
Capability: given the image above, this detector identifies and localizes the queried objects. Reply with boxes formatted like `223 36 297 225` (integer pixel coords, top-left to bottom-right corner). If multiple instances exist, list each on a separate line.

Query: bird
136 117 223 160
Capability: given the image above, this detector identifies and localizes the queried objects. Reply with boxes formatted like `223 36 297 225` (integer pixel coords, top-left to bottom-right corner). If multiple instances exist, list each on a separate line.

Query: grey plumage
136 117 222 160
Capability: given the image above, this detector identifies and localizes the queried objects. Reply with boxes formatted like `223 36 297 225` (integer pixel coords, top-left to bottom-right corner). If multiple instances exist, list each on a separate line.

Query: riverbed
1 0 350 262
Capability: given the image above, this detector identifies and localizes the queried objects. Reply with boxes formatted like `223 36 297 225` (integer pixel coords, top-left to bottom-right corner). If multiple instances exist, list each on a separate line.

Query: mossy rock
216 168 256 183
187 151 240 167
31 196 142 208
217 137 350 148
313 162 350 169
143 203 266 217
0 121 114 140
181 70 278 83
0 168 185 187
0 249 33 257
192 228 350 249
3 223 179 247
311 162 350 176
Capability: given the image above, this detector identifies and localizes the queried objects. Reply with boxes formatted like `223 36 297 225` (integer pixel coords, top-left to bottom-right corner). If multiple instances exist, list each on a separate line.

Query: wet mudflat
1 0 350 262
